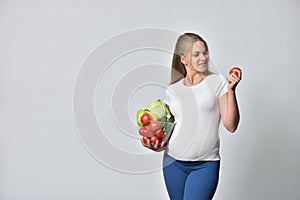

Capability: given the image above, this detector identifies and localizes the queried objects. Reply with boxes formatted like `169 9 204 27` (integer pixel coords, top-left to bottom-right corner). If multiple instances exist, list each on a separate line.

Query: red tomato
155 129 164 139
229 67 241 76
139 127 147 136
143 128 154 137
142 136 149 143
150 136 158 144
149 121 161 132
141 113 151 125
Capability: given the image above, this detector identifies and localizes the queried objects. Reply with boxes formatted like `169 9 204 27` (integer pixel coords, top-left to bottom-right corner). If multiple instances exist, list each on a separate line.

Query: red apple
229 67 241 76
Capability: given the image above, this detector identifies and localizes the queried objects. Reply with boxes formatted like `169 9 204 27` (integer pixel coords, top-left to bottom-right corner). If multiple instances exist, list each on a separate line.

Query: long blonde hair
170 33 209 85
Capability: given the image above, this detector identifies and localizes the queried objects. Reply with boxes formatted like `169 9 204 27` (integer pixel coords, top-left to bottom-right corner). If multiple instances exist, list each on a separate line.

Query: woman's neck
184 72 207 86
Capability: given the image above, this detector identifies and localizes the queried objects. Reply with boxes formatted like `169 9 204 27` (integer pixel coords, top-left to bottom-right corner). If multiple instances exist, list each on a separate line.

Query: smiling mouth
198 63 207 66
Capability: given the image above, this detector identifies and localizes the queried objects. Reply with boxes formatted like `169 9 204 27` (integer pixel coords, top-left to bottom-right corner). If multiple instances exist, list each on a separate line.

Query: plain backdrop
1 0 300 199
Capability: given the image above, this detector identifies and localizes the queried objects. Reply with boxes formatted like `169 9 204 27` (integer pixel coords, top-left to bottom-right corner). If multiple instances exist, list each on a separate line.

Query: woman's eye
203 51 209 56
193 51 209 57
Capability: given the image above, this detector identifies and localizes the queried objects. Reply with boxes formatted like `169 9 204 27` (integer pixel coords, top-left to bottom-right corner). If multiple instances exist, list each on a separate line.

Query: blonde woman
142 33 242 200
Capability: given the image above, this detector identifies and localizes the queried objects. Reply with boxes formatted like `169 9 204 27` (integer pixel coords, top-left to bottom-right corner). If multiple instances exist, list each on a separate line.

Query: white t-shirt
163 73 228 161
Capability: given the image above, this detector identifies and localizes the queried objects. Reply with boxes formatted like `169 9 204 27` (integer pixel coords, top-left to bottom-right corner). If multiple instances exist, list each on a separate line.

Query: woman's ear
180 56 186 65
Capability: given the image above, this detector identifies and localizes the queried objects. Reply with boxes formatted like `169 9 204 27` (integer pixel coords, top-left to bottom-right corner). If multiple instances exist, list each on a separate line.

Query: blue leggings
163 154 220 200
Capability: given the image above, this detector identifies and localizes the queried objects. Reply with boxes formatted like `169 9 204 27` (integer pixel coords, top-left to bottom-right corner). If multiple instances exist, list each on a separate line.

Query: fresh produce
155 129 164 139
146 99 172 119
149 121 161 132
136 110 158 127
150 136 159 144
229 67 241 76
142 137 149 143
141 113 152 125
139 127 154 137
136 99 176 146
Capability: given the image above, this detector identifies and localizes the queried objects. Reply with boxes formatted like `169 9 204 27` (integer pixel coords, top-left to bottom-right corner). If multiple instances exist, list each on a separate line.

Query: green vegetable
161 122 176 136
136 99 174 127
146 99 172 120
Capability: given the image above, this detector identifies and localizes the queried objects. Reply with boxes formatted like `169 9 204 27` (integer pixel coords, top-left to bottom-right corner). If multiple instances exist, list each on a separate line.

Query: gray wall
1 0 299 199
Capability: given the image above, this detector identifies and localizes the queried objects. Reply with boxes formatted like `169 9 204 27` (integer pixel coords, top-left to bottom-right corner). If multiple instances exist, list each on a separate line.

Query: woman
141 33 242 200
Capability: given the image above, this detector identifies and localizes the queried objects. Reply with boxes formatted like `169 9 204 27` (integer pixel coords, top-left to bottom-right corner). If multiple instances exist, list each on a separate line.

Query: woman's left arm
219 70 242 133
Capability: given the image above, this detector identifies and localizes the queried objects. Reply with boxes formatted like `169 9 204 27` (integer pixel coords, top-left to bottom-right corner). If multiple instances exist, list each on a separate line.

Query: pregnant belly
167 122 220 160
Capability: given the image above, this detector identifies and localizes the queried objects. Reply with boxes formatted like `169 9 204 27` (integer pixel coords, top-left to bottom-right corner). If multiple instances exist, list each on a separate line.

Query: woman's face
184 40 209 73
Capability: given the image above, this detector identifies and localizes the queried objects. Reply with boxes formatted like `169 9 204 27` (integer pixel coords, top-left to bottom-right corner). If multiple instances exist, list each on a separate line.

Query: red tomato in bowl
150 136 158 144
143 128 154 137
149 121 161 132
142 136 149 143
141 113 151 125
139 127 147 136
155 129 164 139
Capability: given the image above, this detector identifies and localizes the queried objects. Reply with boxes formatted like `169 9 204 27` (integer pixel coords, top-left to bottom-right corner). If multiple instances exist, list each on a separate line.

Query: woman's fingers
229 74 239 81
146 138 151 148
229 72 242 90
153 140 159 149
141 138 151 148
237 70 242 79
140 138 146 146
141 137 167 151
232 70 242 80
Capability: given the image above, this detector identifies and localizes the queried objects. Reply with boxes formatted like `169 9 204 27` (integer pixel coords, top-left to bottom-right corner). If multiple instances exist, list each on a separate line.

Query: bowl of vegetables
136 99 175 146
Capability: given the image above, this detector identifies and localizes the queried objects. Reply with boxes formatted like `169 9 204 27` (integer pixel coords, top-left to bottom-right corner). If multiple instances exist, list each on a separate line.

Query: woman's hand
228 69 242 91
140 138 167 152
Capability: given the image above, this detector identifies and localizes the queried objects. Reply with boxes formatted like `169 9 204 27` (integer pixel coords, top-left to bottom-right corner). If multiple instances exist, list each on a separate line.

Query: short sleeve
162 86 179 118
163 87 172 106
216 74 228 98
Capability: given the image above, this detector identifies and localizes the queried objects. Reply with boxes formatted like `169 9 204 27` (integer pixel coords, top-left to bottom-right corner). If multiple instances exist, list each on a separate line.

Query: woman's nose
200 53 208 60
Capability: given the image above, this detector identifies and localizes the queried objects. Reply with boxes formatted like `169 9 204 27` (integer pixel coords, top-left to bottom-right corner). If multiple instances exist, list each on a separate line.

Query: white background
1 0 300 199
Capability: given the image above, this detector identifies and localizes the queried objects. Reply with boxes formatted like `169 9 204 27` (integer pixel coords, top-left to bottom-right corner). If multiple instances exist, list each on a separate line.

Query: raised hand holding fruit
228 66 242 91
